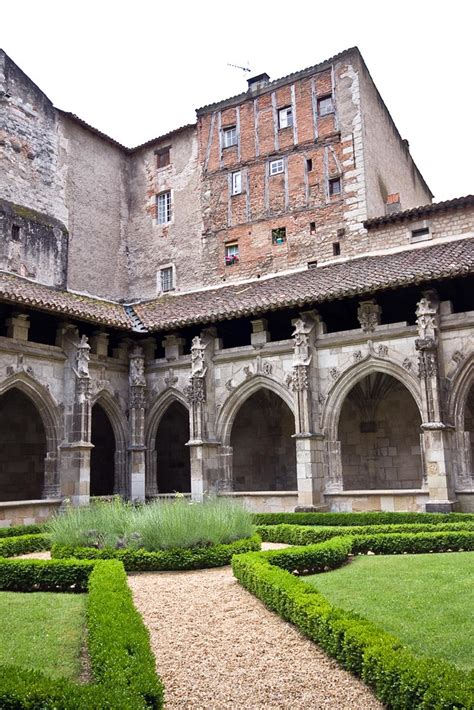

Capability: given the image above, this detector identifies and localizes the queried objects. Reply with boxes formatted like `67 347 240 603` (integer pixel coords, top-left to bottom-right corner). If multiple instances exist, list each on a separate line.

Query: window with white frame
231 171 242 195
225 242 239 266
269 158 284 176
318 95 334 116
278 106 293 129
222 125 237 148
156 191 172 224
160 266 174 292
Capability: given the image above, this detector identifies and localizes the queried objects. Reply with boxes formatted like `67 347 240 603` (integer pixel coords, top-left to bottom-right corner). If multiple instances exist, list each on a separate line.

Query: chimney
247 73 270 93
385 193 402 215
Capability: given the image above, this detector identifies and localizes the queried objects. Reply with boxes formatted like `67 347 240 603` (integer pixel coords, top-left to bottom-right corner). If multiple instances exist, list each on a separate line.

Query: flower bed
232 530 474 709
0 557 163 708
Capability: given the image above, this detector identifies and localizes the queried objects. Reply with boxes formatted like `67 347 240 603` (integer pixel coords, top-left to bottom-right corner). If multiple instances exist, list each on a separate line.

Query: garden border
232 530 474 709
0 557 164 708
51 534 261 571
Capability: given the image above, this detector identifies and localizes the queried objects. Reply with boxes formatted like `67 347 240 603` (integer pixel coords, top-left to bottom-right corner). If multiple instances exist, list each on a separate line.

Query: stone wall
0 199 68 287
0 51 67 226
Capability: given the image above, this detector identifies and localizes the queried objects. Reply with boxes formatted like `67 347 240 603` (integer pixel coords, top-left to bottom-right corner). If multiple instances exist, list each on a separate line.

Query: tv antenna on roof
227 62 251 74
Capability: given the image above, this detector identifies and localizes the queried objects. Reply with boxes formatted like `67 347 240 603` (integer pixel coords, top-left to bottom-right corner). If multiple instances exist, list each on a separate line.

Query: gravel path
128 561 383 709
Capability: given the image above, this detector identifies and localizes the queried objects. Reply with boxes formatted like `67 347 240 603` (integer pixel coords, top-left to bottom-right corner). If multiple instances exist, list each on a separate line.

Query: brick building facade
0 46 473 522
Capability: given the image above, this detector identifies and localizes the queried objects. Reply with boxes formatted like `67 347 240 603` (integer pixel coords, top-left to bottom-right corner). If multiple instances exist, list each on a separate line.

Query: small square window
272 227 286 245
332 242 341 256
410 227 431 243
306 158 313 172
223 126 237 148
310 222 316 234
278 106 293 129
160 267 174 292
308 260 318 269
329 177 341 196
269 159 284 176
225 243 239 266
318 95 334 116
156 191 172 223
155 146 170 169
231 171 242 196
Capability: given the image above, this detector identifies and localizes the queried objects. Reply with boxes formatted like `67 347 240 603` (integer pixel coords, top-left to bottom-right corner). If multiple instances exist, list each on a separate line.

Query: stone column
59 334 93 506
185 331 220 500
128 345 146 501
415 291 457 511
291 314 328 511
6 312 30 341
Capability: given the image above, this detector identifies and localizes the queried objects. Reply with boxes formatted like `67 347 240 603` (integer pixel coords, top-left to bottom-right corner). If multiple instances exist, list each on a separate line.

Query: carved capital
291 364 310 391
357 299 381 333
185 376 206 404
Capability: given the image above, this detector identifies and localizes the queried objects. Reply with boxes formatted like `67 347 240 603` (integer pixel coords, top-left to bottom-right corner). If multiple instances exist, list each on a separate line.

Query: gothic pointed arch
217 375 295 447
322 357 423 441
145 389 191 496
446 352 474 428
0 372 61 500
91 389 128 496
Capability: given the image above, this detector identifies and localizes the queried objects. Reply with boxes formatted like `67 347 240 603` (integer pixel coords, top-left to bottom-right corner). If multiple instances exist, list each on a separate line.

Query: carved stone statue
191 335 207 377
416 294 438 340
292 318 312 364
129 345 146 387
76 335 90 377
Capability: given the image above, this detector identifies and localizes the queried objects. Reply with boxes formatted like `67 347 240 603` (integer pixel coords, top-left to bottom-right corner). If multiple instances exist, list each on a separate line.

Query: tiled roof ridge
364 195 474 229
0 235 472 332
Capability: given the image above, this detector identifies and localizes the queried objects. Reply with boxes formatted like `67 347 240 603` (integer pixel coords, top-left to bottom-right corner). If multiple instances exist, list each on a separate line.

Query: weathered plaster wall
60 117 129 299
126 129 202 299
358 57 432 218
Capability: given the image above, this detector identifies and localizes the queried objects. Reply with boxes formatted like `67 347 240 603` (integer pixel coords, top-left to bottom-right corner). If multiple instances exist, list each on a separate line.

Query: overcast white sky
2 0 473 201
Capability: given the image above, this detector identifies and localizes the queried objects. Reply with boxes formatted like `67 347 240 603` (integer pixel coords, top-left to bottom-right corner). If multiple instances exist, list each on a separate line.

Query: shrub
232 536 474 709
48 497 254 551
0 557 164 708
253 511 474 527
52 534 261 571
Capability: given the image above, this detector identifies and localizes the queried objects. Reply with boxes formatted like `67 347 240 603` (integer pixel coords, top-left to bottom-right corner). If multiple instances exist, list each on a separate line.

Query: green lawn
304 552 474 670
0 591 86 680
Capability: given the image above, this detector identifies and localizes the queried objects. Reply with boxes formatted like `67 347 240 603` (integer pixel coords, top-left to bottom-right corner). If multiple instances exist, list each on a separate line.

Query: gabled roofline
196 46 360 116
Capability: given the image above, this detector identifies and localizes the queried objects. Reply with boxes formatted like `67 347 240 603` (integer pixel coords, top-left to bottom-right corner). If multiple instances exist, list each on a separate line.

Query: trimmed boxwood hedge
253 510 474 527
232 532 474 708
52 533 261 570
257 521 474 546
0 557 164 708
0 532 51 558
0 523 44 538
